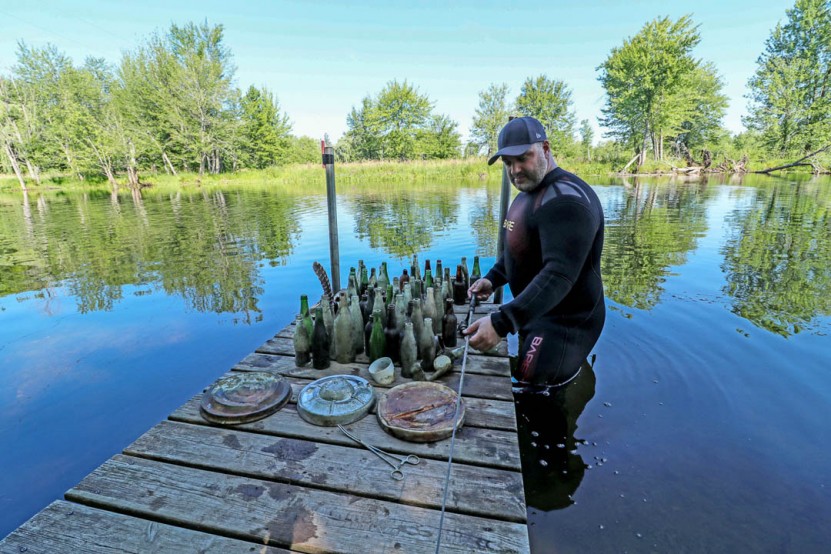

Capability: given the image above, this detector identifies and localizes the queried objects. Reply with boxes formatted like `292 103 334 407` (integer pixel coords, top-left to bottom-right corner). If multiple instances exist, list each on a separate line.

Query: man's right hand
468 278 493 301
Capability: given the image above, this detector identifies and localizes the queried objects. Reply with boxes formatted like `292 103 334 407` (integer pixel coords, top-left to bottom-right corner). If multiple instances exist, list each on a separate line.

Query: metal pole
494 116 514 304
323 146 341 292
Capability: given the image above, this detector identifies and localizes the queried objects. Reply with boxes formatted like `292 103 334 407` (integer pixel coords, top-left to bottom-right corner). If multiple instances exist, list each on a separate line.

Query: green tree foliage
515 75 576 153
0 22 311 187
343 80 459 161
238 86 292 169
745 0 831 155
470 83 511 157
597 15 728 161
579 119 594 161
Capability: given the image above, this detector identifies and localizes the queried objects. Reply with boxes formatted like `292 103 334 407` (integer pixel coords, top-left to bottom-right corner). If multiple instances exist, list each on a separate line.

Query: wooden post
494 116 514 305
323 146 341 292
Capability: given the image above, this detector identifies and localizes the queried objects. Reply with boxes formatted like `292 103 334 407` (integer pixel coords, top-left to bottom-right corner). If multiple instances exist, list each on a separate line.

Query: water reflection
348 186 459 258
601 179 711 310
0 187 300 316
515 359 596 510
721 179 831 337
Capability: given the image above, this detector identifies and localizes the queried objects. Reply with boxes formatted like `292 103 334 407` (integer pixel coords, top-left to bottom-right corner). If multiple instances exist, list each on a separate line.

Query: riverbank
2 153 828 192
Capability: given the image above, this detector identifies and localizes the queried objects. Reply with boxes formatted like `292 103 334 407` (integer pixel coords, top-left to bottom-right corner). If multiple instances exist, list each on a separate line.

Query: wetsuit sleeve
490 200 597 336
483 254 508 289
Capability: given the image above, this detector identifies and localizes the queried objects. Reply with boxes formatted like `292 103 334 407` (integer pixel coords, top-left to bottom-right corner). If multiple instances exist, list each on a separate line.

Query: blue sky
0 0 794 145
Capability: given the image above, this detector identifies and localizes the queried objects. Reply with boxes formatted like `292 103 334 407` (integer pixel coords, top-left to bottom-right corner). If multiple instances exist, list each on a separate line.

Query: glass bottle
311 307 330 369
423 286 438 335
471 256 481 285
349 294 364 354
359 261 369 296
320 294 334 340
419 317 436 371
377 262 390 292
293 314 311 367
368 267 377 291
400 269 410 291
453 265 467 305
299 295 314 339
399 321 417 378
435 259 443 280
369 310 386 363
460 257 469 289
333 294 354 363
442 298 458 348
410 298 424 350
385 303 400 362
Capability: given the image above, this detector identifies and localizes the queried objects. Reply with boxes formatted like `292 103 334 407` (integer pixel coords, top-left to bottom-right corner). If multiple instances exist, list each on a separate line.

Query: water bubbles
614 470 620 475
556 443 565 449
603 401 612 407
543 444 550 450
599 524 605 530
531 442 537 447
636 533 643 539
531 431 539 438
539 459 548 467
620 493 625 498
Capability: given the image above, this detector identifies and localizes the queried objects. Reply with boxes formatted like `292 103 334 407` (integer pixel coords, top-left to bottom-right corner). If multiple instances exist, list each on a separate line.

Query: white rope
434 297 477 553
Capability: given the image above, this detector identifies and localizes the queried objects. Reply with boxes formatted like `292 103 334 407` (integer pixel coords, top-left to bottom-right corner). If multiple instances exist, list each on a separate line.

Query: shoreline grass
1 154 827 193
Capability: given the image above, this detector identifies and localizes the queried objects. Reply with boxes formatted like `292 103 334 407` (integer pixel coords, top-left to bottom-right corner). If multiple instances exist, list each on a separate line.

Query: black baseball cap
487 117 547 165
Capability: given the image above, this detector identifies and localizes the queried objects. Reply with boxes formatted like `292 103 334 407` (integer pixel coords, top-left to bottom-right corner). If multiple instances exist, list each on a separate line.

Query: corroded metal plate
200 371 291 425
297 375 375 426
377 382 465 443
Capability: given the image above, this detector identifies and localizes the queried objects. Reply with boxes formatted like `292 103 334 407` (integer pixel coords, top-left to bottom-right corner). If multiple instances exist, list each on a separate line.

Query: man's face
502 142 548 192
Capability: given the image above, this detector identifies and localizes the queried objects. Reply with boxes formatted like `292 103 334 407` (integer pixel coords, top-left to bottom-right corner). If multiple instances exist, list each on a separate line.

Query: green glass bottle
369 310 386 362
424 268 433 291
435 259 443 280
293 314 311 367
471 256 482 284
377 262 390 292
299 295 314 339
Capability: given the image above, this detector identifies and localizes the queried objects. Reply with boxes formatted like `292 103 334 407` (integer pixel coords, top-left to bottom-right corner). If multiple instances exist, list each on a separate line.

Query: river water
1 174 829 551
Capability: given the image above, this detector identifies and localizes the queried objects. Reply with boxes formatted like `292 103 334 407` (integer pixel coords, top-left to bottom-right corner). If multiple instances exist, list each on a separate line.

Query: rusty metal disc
200 371 291 425
377 382 464 443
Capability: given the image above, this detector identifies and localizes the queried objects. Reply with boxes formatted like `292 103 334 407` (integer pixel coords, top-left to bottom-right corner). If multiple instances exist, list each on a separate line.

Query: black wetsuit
486 167 605 386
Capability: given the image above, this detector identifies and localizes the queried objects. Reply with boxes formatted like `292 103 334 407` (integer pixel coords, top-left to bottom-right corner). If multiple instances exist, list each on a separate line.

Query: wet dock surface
0 303 529 553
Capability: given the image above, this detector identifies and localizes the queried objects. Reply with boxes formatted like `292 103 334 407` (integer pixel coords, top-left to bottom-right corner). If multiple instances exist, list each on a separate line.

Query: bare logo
503 219 515 231
519 336 543 379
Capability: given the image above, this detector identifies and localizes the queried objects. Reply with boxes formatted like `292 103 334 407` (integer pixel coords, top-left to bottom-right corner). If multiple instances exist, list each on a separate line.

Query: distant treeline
1 0 829 189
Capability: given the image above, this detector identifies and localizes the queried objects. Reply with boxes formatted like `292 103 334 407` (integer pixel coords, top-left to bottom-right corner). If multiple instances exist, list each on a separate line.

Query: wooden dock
1 303 529 553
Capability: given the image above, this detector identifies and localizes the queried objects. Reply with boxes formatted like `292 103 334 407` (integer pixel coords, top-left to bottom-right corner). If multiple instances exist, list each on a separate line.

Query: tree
417 114 461 159
579 119 594 161
597 15 727 163
515 75 576 153
470 83 511 157
343 80 456 161
745 0 831 155
238 85 292 169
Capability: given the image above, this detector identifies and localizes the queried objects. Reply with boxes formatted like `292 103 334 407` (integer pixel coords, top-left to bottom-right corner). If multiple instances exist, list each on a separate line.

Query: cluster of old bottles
294 255 481 374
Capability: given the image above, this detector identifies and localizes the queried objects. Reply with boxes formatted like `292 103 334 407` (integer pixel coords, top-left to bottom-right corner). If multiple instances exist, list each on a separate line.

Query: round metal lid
297 375 375 426
377 381 464 443
200 371 291 425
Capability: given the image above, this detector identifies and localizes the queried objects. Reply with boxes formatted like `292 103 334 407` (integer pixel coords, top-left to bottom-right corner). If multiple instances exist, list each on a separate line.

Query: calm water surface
1 175 829 552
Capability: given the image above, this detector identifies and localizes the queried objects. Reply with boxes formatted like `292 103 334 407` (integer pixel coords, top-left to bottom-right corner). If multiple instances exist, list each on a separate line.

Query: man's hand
468 278 493 301
463 315 500 352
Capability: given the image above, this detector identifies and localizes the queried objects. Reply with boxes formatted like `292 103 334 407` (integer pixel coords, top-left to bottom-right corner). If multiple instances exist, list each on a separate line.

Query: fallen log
755 144 831 174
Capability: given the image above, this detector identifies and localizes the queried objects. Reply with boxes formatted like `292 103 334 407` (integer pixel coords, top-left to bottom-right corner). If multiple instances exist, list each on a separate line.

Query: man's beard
510 153 548 192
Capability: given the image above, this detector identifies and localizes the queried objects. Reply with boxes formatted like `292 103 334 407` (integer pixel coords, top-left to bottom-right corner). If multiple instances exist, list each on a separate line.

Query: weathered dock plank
0 500 292 554
67 455 530 554
125 420 525 522
171 399 522 471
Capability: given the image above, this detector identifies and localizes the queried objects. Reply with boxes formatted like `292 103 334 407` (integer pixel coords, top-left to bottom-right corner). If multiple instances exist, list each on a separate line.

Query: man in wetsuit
465 116 605 389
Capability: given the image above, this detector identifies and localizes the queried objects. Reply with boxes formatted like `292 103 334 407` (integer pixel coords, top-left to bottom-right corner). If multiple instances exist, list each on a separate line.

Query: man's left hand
464 315 501 352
